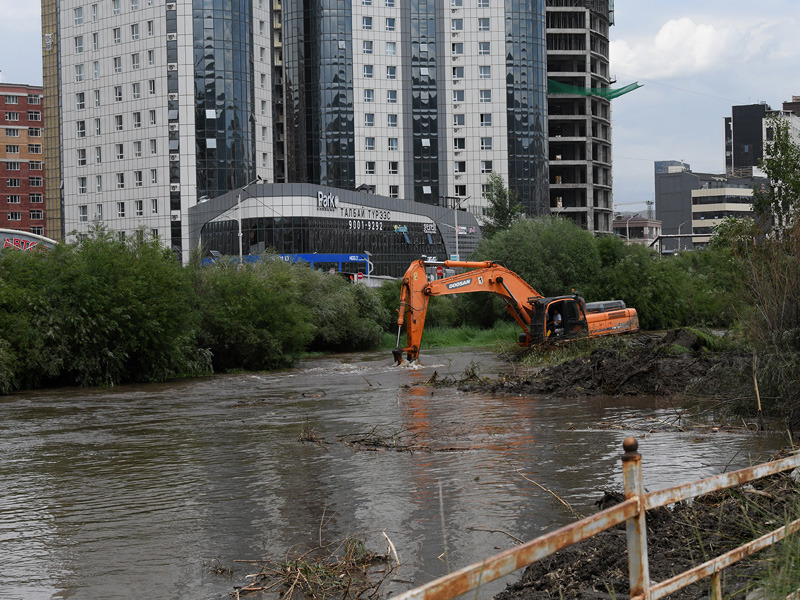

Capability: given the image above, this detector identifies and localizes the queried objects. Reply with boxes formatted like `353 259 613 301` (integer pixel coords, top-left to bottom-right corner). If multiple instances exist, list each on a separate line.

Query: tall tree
752 115 800 231
482 173 523 237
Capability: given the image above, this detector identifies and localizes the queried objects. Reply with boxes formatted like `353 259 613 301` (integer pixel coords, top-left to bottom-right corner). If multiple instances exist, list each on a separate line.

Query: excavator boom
393 259 639 363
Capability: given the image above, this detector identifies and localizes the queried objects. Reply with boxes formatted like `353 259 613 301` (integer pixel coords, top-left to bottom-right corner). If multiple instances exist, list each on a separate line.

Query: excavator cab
528 296 589 344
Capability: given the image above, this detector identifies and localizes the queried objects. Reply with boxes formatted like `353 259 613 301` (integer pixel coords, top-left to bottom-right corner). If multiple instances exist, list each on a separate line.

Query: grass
519 334 627 368
381 321 520 351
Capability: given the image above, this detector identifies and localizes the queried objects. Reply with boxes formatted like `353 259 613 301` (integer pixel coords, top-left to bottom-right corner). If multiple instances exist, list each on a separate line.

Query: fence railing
391 437 800 600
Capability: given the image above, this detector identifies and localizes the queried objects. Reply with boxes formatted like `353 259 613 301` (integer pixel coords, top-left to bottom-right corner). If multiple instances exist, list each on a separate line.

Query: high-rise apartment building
545 0 614 234
43 0 550 260
0 84 47 236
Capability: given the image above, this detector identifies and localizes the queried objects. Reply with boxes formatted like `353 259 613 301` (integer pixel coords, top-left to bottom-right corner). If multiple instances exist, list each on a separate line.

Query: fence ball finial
623 436 638 453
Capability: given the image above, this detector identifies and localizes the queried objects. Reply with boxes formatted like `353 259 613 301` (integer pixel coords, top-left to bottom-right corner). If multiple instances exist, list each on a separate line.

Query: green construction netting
547 79 643 99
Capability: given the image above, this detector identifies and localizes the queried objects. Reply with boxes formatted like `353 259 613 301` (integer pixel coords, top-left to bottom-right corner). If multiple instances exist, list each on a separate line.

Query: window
76 121 86 138
147 20 154 36
478 0 489 6
452 42 463 55
6 195 20 203
386 66 396 79
76 92 85 110
455 185 466 197
151 198 158 214
149 80 156 95
115 115 123 131
389 185 399 198
385 17 395 31
365 161 375 175
114 86 123 102
116 175 125 190
134 141 142 157
481 184 490 198
388 137 398 151
453 90 464 102
479 65 491 79
478 17 490 30
455 161 466 173
150 169 157 184
364 113 374 127
149 139 157 154
75 36 84 54
29 128 41 137
113 28 121 44
92 4 98 21
363 40 373 54
451 19 463 31
386 41 396 55
149 110 156 125
5 112 19 122
7 212 21 221
93 33 99 51
133 111 142 128
30 194 43 203
30 226 44 235
481 160 493 173
453 113 465 127
134 173 143 189
148 50 155 66
453 137 465 150
6 178 20 188
30 162 42 171
131 0 139 10
479 41 490 55
452 0 462 6
365 137 375 151
480 137 492 150
5 162 19 171
389 161 398 175
28 145 42 155
28 94 41 105
132 53 140 70
4 95 17 105
132 83 141 99
75 7 84 24
28 111 41 122
95 146 102 164
5 128 18 137
364 89 374 103
5 145 19 154
135 200 144 216
480 113 492 127
387 89 397 103
95 118 102 135
480 89 491 103
113 57 122 73
131 24 140 41
364 65 374 78
385 0 394 6
96 203 103 218
79 205 89 221
452 66 464 79
117 201 126 217
116 143 124 160
362 16 372 30
260 73 266 88
77 148 87 166
93 61 100 78
75 64 85 82
383 114 397 129
96 175 103 192
78 177 88 194
113 0 121 14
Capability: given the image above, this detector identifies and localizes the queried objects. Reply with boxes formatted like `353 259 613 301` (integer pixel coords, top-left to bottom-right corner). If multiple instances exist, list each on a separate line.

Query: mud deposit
446 330 747 398
494 470 799 600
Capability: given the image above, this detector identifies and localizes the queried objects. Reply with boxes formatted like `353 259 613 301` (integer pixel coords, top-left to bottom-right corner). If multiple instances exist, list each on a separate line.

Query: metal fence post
622 436 651 599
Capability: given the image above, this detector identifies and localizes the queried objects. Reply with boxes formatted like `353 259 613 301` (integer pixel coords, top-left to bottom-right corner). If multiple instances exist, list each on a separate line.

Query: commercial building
43 0 550 262
611 215 660 248
545 0 615 234
690 186 756 247
0 84 47 236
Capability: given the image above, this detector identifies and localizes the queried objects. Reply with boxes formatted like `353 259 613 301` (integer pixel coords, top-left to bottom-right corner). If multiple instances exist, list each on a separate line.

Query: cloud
611 16 787 80
0 2 40 31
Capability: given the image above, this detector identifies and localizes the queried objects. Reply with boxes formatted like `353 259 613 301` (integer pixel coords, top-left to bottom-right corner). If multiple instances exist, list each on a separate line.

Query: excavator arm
393 260 543 363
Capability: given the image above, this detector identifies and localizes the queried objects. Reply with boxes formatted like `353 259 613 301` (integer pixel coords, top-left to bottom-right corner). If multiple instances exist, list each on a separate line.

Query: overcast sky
1 0 798 214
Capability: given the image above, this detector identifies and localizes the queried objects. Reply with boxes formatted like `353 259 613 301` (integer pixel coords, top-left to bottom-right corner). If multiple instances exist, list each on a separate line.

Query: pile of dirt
494 470 800 600
447 330 748 398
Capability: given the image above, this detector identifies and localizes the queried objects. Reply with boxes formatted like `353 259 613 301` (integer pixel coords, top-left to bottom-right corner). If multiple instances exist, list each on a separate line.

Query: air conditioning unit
169 183 180 192
167 33 177 41
168 123 179 131
167 63 177 71
169 153 179 162
168 93 178 101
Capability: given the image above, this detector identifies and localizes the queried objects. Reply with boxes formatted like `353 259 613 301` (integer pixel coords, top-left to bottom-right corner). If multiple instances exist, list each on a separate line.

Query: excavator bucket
392 348 404 365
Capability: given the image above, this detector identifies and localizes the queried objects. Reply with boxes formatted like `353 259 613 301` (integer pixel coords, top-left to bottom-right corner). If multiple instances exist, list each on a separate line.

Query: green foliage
752 116 800 231
481 173 523 238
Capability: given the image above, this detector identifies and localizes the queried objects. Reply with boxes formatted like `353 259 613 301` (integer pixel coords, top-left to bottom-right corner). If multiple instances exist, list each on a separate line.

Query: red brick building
1 84 46 236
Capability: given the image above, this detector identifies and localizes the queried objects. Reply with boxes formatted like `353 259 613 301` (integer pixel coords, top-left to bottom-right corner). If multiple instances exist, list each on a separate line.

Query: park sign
0 228 57 253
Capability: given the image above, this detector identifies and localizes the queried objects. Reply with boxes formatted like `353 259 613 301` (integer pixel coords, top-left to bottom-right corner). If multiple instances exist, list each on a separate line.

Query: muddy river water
0 348 785 599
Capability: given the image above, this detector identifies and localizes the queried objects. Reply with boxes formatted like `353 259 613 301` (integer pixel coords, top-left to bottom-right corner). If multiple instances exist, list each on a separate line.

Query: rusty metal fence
392 437 800 600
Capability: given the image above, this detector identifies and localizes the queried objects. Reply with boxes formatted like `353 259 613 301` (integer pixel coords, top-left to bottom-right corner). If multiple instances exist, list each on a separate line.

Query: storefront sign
317 191 339 210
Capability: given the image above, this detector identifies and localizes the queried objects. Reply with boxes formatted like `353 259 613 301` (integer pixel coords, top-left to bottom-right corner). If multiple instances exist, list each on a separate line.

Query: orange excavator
392 259 639 364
